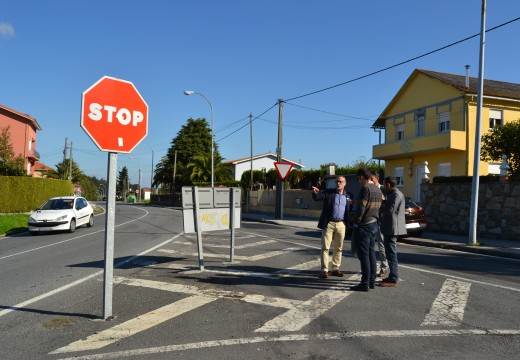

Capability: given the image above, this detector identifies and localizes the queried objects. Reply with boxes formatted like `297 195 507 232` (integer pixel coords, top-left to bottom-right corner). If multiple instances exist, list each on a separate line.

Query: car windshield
40 199 74 210
405 197 419 208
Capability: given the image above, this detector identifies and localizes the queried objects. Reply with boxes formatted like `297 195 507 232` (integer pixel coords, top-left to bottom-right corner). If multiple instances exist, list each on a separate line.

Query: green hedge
0 177 73 213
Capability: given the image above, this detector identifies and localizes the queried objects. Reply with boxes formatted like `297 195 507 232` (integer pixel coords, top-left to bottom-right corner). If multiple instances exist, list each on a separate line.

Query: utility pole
62 137 68 180
275 99 284 219
250 113 253 191
173 150 177 193
138 169 141 203
469 0 487 245
68 141 73 181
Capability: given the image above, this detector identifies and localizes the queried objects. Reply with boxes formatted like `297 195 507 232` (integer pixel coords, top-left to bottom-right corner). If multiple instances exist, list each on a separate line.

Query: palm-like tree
187 153 233 184
187 154 211 182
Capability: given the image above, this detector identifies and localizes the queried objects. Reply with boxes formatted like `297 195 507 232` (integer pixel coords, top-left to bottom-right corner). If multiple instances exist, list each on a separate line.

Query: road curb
398 237 520 260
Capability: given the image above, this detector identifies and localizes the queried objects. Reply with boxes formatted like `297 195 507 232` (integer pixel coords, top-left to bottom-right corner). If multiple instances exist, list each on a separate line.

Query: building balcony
373 130 466 160
27 149 40 161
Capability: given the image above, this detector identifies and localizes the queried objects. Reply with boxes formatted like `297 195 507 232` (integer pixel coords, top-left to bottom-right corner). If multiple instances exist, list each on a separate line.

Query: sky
1 1 520 186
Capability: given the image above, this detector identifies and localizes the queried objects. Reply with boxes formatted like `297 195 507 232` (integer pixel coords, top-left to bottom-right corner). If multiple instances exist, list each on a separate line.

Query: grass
0 213 30 235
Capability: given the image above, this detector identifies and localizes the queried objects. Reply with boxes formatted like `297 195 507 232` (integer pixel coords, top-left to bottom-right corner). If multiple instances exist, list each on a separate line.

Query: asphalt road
1 204 519 360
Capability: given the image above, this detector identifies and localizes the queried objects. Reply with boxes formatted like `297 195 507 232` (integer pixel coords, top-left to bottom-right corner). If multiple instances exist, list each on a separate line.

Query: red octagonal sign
81 76 148 153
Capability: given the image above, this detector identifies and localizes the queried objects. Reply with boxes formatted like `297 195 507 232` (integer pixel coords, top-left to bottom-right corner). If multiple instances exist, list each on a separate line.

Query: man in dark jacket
312 176 351 279
350 168 383 292
379 176 407 287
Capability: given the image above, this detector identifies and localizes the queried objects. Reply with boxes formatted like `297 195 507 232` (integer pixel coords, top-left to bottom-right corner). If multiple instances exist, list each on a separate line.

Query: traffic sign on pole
274 162 293 181
81 76 148 153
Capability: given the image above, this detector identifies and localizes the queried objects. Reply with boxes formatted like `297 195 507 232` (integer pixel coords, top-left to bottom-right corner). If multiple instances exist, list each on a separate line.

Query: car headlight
28 216 36 223
54 215 68 221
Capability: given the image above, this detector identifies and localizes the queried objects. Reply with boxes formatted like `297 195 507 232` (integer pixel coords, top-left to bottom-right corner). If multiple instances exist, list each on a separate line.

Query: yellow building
373 68 520 202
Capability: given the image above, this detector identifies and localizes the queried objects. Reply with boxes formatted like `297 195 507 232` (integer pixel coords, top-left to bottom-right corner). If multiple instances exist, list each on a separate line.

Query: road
0 204 519 360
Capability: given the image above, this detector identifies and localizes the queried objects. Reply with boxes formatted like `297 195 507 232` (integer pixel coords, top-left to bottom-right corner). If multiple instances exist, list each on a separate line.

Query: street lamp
184 90 214 188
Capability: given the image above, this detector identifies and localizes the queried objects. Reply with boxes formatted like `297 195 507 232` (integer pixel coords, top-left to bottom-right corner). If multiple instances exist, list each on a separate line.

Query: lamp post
184 90 214 188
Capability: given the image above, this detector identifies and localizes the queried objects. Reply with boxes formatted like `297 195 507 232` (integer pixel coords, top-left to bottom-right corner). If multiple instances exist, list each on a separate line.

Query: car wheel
69 219 76 233
87 215 94 227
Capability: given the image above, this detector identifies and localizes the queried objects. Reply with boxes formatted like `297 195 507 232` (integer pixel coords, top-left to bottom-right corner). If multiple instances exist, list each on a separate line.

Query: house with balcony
0 104 42 176
372 68 520 202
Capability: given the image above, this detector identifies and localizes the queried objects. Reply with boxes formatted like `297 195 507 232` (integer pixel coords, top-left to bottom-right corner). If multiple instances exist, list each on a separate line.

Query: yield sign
274 162 293 181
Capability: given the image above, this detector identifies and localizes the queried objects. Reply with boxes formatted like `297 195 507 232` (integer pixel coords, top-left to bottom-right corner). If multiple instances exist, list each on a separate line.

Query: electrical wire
285 17 520 102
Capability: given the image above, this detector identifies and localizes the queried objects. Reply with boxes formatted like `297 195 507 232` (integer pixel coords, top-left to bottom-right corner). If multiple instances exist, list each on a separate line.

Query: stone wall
420 181 520 241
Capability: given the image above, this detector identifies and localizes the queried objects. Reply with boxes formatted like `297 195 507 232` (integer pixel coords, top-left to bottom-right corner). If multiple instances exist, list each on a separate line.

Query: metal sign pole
229 188 236 263
103 152 117 320
192 186 204 271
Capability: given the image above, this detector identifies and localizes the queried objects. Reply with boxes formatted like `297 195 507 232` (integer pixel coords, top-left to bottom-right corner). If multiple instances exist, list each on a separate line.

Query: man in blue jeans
350 168 382 292
379 176 407 287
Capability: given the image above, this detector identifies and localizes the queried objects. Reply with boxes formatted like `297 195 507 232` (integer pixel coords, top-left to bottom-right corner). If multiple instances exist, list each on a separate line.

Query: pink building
0 104 42 175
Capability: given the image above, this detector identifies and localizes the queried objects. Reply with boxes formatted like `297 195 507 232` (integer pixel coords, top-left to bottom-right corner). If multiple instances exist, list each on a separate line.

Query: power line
217 102 278 142
285 17 520 102
215 17 519 141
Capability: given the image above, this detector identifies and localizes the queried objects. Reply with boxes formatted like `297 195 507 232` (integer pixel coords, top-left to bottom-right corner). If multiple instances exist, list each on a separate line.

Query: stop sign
81 76 148 153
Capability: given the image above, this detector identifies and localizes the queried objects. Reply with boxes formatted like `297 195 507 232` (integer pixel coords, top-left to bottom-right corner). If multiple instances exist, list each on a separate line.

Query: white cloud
0 22 15 38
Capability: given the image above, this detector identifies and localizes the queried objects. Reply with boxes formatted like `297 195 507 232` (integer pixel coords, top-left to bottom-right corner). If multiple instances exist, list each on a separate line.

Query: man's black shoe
369 282 375 289
350 284 369 292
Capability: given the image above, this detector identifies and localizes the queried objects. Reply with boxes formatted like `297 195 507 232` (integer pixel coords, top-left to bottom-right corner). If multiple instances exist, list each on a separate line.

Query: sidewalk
241 212 520 261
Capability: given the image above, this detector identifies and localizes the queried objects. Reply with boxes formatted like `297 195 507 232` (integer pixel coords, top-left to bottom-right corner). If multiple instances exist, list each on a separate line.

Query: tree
155 117 228 190
52 159 84 182
481 120 520 177
0 126 25 176
117 166 129 199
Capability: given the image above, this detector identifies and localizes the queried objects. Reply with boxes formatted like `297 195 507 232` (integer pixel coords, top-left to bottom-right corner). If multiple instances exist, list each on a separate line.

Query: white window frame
489 109 503 129
394 167 404 187
439 112 450 132
438 162 451 177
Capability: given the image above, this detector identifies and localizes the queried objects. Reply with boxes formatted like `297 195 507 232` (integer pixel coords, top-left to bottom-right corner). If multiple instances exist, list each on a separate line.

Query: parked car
28 196 94 235
404 197 427 236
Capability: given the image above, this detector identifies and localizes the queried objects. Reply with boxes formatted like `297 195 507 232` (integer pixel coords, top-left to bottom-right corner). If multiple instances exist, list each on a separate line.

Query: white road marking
421 279 471 326
50 295 216 354
0 232 184 318
162 247 303 261
254 276 355 333
0 207 150 261
52 329 520 360
399 264 520 293
205 239 277 249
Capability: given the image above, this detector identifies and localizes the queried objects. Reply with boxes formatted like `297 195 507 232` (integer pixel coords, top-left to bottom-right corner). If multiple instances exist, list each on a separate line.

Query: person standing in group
379 176 407 287
370 169 389 278
350 168 383 292
312 176 351 279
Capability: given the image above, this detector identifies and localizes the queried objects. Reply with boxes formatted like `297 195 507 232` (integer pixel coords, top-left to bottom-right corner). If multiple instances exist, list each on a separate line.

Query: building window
394 167 404 187
439 112 450 132
415 113 425 136
488 163 500 175
438 162 451 177
489 109 503 129
396 123 404 140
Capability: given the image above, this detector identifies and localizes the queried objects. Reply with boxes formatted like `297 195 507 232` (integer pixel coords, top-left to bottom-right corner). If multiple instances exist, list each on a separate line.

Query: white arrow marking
421 278 471 326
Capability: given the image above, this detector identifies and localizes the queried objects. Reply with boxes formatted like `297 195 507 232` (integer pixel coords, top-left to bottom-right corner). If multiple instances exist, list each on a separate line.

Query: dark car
404 197 427 236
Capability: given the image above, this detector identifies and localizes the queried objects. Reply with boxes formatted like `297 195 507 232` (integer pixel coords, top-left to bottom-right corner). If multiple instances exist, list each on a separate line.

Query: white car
28 196 94 235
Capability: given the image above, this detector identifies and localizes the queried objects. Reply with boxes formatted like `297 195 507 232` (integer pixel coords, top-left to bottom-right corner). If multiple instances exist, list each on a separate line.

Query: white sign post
182 187 241 269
